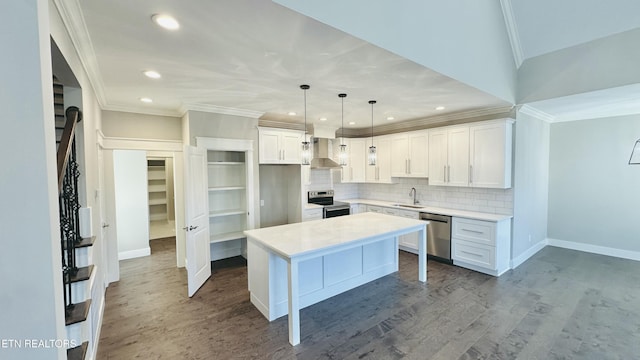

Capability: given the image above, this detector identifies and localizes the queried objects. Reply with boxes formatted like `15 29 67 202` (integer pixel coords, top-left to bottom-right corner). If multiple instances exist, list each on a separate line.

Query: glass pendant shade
368 100 377 166
368 145 377 166
339 143 348 166
300 84 310 165
301 140 311 165
630 139 640 165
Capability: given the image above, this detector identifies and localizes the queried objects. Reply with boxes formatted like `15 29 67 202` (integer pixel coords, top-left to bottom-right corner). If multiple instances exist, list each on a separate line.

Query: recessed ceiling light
386 116 394 121
288 112 296 116
435 106 445 111
140 97 153 103
349 121 356 125
319 117 327 121
151 14 180 30
143 70 161 79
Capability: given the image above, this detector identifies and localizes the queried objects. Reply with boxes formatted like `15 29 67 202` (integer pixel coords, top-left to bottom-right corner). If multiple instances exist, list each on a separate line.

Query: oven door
323 206 350 218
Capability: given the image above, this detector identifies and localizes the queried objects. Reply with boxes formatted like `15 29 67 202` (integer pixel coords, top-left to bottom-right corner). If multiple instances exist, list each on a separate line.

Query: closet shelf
207 161 244 165
208 186 245 192
209 209 245 218
210 231 246 244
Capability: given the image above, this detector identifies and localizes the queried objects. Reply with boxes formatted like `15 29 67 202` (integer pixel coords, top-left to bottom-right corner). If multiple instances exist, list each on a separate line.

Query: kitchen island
244 212 427 345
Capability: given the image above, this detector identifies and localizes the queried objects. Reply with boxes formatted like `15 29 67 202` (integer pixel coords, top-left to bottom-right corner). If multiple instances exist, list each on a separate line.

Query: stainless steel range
307 190 350 218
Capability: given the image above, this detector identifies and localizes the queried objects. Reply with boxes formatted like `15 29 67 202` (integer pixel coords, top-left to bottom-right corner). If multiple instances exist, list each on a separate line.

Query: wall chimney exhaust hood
311 138 341 169
309 125 341 169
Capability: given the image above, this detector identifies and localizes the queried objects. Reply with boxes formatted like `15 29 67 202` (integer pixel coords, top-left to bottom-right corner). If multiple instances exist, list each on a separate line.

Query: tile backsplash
334 177 513 215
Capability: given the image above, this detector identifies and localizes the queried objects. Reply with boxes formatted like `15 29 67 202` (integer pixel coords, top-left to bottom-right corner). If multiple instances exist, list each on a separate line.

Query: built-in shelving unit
147 159 168 221
207 151 248 246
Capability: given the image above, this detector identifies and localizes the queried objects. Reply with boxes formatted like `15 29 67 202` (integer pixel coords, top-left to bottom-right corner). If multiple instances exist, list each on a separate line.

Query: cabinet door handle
406 159 409 174
376 166 380 180
443 165 446 182
461 228 484 234
469 165 472 183
448 165 451 183
282 149 285 160
408 159 411 174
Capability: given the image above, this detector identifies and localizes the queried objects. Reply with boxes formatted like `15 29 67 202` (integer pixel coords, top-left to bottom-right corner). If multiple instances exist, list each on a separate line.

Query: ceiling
58 0 640 129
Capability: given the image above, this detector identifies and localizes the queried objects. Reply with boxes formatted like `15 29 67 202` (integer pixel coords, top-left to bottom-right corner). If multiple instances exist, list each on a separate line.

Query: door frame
98 131 186 285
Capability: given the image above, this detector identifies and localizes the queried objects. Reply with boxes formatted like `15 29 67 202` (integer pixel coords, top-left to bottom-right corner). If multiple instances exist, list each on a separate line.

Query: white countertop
341 198 512 222
244 212 426 259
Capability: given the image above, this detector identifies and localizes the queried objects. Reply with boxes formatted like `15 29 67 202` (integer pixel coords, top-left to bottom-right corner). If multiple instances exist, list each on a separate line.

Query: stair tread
68 265 94 284
67 341 88 360
65 299 91 326
63 237 95 250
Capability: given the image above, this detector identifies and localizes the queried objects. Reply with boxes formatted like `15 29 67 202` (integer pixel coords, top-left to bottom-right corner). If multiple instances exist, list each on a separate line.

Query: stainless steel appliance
308 190 350 218
420 212 452 263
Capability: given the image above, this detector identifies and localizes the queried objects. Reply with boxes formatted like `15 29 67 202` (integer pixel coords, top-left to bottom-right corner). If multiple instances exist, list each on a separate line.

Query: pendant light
368 100 377 166
338 93 348 166
300 84 311 165
630 138 640 165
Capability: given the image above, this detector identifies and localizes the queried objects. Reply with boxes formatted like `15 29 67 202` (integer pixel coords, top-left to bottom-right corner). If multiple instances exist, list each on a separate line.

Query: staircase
54 77 94 360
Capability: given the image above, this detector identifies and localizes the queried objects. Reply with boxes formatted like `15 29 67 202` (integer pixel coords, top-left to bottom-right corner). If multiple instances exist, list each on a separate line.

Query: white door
350 138 367 183
390 135 408 177
259 130 281 164
447 126 470 187
184 145 211 297
408 131 428 177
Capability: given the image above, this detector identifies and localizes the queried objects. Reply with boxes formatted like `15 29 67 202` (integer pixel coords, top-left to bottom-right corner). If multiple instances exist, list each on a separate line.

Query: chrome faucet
409 187 418 205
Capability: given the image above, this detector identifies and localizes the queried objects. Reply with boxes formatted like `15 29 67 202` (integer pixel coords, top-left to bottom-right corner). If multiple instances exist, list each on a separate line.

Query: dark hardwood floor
97 238 640 359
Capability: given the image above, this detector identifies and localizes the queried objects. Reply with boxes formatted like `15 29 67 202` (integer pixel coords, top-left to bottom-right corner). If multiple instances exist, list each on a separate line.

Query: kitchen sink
393 204 424 209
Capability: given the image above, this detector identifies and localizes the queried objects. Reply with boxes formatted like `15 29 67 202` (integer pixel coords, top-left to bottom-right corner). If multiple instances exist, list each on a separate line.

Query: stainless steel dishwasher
420 212 452 263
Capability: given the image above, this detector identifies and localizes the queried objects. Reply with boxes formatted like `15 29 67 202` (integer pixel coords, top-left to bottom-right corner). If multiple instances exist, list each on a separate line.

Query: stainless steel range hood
310 137 341 169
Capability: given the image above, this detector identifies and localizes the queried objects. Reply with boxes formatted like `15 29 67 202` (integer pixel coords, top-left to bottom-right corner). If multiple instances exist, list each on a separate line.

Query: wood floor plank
97 239 640 359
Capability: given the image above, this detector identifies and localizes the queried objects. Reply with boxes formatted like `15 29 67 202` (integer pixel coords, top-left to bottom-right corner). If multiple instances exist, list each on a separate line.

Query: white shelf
210 231 246 244
208 162 244 165
150 212 167 221
149 199 167 205
208 186 245 192
148 185 166 192
209 209 245 218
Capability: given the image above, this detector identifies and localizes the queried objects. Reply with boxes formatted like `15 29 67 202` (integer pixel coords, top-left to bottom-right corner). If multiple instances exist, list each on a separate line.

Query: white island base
245 212 427 345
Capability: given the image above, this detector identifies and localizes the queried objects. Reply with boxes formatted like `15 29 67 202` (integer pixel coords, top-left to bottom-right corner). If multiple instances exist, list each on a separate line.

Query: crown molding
180 103 264 119
499 0 524 68
52 0 107 108
102 104 183 118
518 104 555 123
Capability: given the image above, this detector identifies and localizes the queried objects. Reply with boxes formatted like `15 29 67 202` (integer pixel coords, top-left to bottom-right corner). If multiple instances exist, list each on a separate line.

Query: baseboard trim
118 247 151 260
511 240 548 269
547 238 640 262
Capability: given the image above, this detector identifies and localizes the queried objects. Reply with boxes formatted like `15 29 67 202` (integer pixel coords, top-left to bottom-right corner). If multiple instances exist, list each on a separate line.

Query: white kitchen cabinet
340 138 366 183
451 217 511 276
469 119 514 189
302 208 323 222
258 127 304 164
349 203 367 215
366 205 420 252
428 125 469 186
390 130 428 178
365 135 392 184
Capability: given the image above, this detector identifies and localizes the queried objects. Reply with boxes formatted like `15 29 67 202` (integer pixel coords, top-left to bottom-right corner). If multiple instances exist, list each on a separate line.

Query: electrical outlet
260 199 264 206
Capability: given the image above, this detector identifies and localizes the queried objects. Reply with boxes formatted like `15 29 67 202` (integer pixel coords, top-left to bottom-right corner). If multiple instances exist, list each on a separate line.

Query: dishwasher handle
419 212 451 223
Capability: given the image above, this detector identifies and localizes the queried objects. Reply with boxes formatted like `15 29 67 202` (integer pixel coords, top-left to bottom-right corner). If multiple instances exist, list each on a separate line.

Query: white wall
511 110 550 266
547 114 640 256
274 0 516 103
0 1 66 358
102 111 182 140
113 150 150 259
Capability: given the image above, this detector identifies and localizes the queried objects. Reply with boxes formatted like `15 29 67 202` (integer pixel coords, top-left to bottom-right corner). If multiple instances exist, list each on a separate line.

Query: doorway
146 156 177 243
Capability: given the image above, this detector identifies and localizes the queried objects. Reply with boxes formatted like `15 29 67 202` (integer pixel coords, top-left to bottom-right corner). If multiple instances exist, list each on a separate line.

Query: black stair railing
57 106 82 316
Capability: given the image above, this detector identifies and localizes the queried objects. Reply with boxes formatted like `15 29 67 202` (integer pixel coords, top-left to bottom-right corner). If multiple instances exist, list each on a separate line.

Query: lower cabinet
451 217 511 276
350 204 367 215
367 205 420 253
302 208 323 222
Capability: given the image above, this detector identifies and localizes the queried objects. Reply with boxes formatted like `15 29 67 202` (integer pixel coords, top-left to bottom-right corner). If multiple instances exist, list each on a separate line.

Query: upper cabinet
258 127 304 164
469 119 514 189
365 135 393 184
429 119 513 189
390 130 429 178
